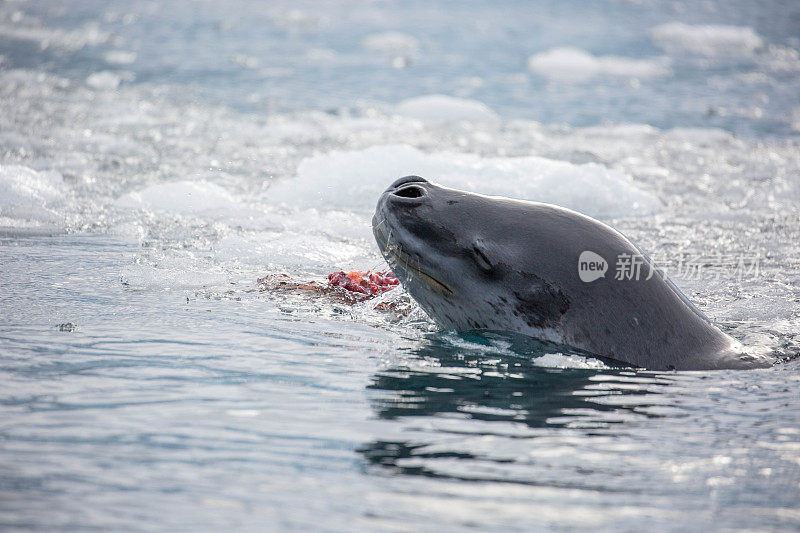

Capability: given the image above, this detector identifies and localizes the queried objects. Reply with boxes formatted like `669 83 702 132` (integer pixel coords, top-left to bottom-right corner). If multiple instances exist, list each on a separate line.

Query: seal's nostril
390 175 428 189
393 185 425 199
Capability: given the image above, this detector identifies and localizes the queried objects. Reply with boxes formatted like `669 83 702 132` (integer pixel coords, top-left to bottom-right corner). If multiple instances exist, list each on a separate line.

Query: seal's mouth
373 217 454 296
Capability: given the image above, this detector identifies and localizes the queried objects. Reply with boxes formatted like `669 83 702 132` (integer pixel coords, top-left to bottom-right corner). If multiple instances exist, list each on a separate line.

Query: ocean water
1 1 799 531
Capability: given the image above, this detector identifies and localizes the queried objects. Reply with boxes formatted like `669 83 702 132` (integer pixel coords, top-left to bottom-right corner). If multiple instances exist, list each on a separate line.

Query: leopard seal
372 175 773 370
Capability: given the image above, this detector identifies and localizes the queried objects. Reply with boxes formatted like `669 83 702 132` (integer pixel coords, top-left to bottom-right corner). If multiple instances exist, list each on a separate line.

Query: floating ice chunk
527 47 670 82
396 95 499 123
213 231 375 271
266 144 418 212
103 50 137 65
791 108 800 132
306 48 338 62
528 48 599 81
650 23 763 56
760 45 800 72
283 208 374 242
268 8 318 31
268 144 661 218
230 54 259 69
115 180 241 215
208 207 378 272
86 70 126 90
662 127 737 145
361 31 420 54
108 221 146 242
0 165 65 224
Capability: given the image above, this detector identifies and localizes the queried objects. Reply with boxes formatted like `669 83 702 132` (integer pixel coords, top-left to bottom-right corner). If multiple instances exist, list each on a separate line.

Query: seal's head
372 175 773 371
372 175 570 337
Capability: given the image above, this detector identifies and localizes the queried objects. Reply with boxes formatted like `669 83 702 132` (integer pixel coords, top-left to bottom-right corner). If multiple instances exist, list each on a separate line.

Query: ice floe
650 23 763 57
0 165 65 226
395 95 499 123
527 47 670 82
361 31 420 54
267 144 661 218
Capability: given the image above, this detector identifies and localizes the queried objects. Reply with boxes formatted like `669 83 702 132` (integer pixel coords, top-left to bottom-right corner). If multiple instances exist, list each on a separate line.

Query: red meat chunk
327 270 399 296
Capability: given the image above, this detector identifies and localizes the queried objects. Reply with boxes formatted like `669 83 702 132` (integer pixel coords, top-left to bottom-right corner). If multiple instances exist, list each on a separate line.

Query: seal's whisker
387 226 395 252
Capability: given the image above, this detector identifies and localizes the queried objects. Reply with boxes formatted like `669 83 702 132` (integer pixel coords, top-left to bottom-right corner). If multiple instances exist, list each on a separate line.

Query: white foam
114 180 241 215
267 144 661 218
436 333 610 369
395 95 499 123
361 31 420 54
533 352 610 369
0 165 65 225
650 23 763 57
527 47 670 82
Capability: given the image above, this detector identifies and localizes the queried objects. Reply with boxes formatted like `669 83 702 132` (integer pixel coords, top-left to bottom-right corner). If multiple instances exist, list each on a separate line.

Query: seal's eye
472 245 493 272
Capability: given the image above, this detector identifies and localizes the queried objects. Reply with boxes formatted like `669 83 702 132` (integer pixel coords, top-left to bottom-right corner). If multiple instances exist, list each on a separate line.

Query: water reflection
361 331 679 484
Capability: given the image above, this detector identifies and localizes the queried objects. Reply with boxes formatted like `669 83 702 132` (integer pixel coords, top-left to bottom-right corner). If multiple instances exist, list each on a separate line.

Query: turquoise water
1 1 800 531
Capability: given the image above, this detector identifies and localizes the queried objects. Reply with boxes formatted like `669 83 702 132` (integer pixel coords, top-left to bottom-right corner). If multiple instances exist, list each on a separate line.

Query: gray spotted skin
373 176 773 370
